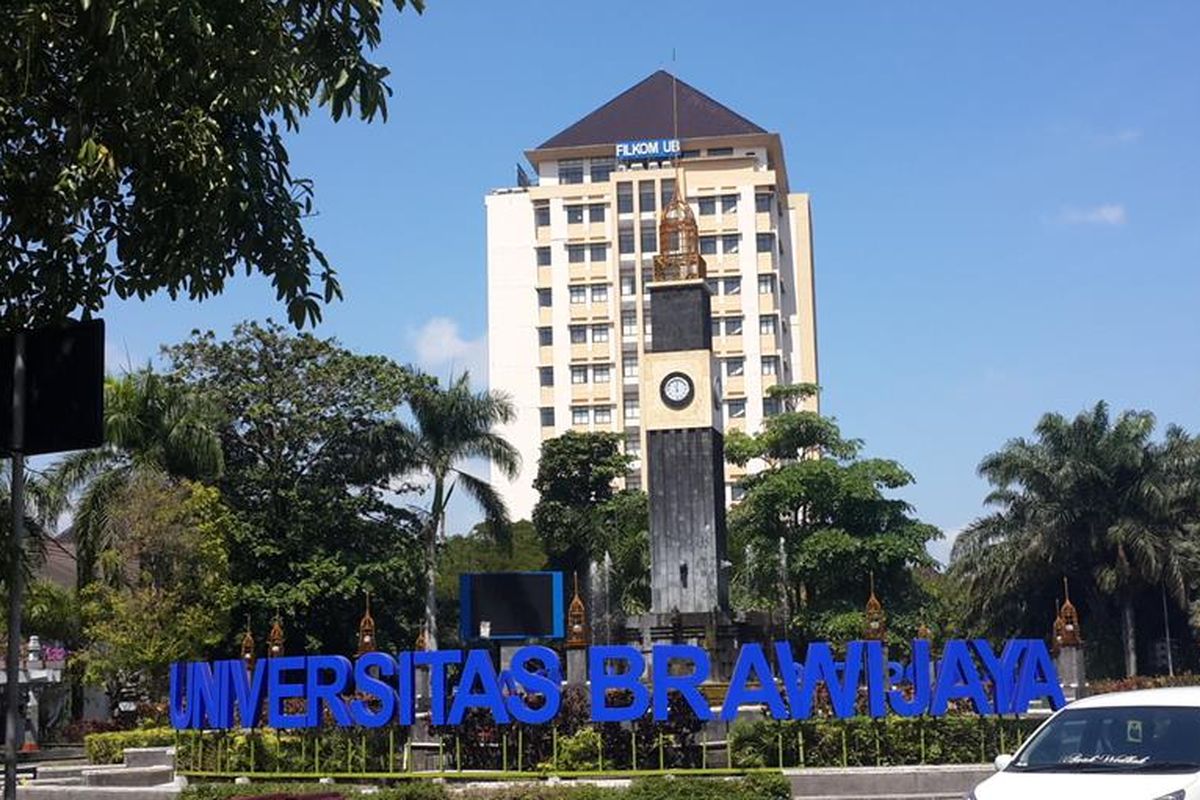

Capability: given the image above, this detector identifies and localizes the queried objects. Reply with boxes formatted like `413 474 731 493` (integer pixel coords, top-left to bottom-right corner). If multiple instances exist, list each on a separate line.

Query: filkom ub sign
168 639 1064 731
615 138 681 161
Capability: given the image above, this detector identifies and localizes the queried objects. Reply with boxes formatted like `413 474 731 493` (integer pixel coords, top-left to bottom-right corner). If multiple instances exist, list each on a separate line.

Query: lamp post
5 332 27 800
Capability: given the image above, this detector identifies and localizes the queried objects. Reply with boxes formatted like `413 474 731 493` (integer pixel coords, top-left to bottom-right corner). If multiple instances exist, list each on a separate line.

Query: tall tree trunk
1121 597 1137 678
424 477 444 651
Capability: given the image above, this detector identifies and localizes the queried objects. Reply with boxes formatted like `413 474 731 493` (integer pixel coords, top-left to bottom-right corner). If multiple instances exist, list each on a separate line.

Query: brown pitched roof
537 70 766 150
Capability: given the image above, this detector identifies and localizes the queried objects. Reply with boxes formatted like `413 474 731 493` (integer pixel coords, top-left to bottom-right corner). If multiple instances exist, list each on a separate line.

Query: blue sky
98 2 1200 561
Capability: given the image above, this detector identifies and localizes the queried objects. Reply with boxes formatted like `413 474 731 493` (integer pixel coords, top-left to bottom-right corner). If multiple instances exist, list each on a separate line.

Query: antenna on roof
671 49 682 195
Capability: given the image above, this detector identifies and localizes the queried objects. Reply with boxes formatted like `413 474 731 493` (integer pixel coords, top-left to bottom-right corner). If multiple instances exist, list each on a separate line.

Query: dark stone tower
642 186 729 615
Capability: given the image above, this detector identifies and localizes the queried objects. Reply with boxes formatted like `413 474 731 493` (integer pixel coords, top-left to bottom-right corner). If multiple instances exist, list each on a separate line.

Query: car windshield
1011 705 1200 773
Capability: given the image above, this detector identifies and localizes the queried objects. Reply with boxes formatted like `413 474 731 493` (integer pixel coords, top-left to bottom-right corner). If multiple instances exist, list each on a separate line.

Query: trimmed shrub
727 716 1043 768
85 728 177 764
183 778 783 800
184 784 448 800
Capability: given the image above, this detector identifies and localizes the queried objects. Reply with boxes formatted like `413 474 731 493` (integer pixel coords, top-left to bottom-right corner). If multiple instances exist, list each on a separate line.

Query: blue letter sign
168 638 1064 731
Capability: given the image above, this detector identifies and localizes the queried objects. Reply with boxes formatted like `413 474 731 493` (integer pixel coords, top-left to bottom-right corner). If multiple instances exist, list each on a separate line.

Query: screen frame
458 571 565 642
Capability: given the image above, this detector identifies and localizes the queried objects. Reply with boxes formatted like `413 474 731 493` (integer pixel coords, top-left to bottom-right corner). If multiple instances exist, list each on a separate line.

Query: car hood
974 769 1200 800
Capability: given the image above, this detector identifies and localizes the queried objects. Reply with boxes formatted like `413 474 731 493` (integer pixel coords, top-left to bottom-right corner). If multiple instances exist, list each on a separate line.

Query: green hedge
727 716 1043 768
181 777 790 800
85 728 177 764
90 717 1040 773
183 784 445 800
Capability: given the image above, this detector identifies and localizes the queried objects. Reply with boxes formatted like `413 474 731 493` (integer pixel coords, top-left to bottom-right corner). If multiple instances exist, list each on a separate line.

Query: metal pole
1162 583 1174 677
5 331 27 800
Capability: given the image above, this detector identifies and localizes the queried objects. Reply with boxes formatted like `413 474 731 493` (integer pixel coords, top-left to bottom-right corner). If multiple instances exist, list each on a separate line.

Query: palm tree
0 461 62 593
950 402 1198 677
399 373 520 650
49 369 223 587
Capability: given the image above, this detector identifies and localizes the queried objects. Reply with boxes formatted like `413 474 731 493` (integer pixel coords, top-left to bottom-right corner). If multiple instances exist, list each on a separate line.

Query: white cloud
409 316 488 386
1097 128 1142 146
1056 204 1127 226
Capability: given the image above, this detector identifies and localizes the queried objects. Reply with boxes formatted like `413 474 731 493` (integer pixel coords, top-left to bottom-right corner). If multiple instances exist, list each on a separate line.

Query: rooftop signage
615 138 680 161
169 638 1063 730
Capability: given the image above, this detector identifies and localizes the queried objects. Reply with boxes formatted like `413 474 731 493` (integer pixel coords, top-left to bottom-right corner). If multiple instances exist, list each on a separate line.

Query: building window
626 436 641 457
590 157 614 183
620 275 636 296
698 196 716 216
538 327 553 346
560 159 584 184
566 205 584 224
589 203 606 223
569 325 587 344
593 365 611 383
640 226 657 253
758 275 775 294
540 407 555 427
725 358 745 377
594 406 612 424
539 366 554 386
617 183 633 214
568 244 586 263
699 236 717 256
731 484 747 502
571 366 588 384
537 288 552 308
760 316 778 336
707 147 733 157
569 286 587 304
710 318 722 338
764 397 781 417
623 399 640 421
622 361 638 379
725 316 743 336
722 234 741 254
572 407 589 425
660 178 675 208
762 356 779 376
643 317 652 336
591 324 609 343
622 313 637 337
705 278 719 294
721 194 738 214
680 149 700 159
534 204 550 227
590 285 608 303
723 277 741 295
638 180 656 213
535 246 551 267
590 243 608 262
728 399 746 418
755 192 773 213
618 228 635 255
757 232 775 253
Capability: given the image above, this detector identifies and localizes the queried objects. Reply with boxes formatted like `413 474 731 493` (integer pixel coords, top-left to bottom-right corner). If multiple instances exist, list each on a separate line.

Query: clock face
660 372 695 409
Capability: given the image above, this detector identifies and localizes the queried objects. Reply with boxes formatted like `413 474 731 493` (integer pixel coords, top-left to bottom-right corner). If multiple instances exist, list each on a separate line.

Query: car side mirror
993 754 1014 771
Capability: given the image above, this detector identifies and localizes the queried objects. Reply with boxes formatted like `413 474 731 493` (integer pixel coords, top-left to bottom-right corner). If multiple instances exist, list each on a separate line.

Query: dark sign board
1 319 105 456
459 571 564 641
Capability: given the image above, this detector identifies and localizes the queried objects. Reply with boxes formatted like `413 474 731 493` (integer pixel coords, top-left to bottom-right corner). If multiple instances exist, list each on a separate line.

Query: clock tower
642 182 730 615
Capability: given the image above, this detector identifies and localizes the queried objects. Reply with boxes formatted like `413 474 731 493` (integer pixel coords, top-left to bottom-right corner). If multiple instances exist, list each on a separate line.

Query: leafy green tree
950 402 1200 677
397 374 521 650
166 320 426 654
76 478 235 697
728 407 940 643
0 0 423 329
531 431 649 614
49 369 223 587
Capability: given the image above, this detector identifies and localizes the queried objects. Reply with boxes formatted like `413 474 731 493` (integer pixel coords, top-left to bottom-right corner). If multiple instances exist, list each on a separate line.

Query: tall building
486 71 819 521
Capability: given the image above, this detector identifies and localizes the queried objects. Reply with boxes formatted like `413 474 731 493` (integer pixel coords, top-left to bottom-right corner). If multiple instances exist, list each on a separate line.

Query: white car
970 687 1200 800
